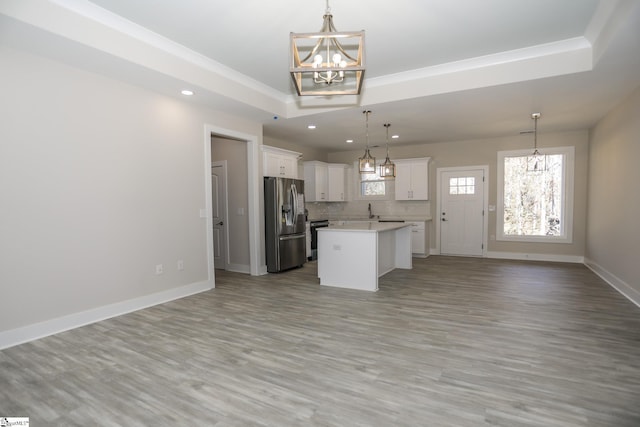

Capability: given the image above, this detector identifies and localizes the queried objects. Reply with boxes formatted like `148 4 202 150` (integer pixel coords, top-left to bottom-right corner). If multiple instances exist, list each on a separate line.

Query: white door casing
437 166 488 257
212 162 229 270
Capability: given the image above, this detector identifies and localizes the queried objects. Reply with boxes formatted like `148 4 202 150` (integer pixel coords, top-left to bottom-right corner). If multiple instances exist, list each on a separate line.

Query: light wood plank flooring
1 257 639 426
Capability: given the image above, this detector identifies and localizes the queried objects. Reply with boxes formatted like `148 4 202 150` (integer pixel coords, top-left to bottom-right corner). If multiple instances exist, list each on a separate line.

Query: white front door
439 168 486 256
211 162 228 270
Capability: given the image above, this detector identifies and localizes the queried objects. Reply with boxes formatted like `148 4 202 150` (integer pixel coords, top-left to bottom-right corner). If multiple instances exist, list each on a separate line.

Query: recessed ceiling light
392 135 399 139
346 139 354 143
307 125 317 129
181 90 194 96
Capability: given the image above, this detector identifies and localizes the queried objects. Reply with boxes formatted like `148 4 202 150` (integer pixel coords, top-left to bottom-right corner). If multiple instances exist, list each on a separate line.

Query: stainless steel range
309 219 329 260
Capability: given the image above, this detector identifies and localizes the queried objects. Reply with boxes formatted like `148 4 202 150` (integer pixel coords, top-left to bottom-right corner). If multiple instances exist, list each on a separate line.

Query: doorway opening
204 125 261 288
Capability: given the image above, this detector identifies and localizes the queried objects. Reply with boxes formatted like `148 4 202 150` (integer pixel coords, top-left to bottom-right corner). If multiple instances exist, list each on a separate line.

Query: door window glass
449 177 475 195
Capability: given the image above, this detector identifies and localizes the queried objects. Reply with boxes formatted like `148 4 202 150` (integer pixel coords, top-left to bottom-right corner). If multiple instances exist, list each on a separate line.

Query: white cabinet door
262 146 301 179
263 151 283 177
395 162 412 200
327 164 347 201
279 155 297 178
304 161 328 202
395 158 430 200
407 221 428 257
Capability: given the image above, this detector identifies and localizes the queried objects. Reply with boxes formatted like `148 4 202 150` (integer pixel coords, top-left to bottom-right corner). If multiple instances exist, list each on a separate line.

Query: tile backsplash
306 199 430 221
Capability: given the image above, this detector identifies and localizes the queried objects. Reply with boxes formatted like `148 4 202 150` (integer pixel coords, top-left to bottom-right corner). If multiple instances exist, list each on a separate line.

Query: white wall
0 46 261 344
586 86 640 305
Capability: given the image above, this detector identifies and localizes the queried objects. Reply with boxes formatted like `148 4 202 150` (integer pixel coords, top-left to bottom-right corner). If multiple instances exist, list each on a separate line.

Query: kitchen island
317 222 412 291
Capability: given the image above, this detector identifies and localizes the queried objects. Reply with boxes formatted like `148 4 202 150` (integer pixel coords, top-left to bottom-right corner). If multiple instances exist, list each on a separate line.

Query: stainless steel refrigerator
264 177 306 273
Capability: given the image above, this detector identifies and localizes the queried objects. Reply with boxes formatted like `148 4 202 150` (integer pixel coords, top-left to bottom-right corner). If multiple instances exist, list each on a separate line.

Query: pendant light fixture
359 110 376 174
526 113 546 173
289 0 365 96
379 123 396 178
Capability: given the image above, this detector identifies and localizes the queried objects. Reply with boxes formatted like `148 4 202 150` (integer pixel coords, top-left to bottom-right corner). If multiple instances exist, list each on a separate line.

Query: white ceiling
2 0 639 151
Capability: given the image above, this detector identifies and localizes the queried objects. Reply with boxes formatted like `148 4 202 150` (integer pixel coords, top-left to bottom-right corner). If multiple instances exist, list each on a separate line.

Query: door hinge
482 243 484 250
483 176 485 182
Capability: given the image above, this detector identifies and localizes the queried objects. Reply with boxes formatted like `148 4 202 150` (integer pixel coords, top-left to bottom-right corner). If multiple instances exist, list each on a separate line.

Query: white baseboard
486 251 584 263
428 249 583 263
0 280 213 350
584 258 640 308
225 263 250 274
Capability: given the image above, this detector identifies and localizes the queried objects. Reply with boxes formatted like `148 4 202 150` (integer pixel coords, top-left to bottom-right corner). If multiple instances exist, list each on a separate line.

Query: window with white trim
497 147 574 243
352 161 390 200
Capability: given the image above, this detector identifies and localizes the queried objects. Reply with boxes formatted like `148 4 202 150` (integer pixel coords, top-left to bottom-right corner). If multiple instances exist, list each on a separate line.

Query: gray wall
0 46 261 335
328 130 589 257
586 86 640 303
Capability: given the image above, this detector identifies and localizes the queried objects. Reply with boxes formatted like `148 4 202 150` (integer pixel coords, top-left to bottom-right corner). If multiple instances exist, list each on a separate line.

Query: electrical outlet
177 260 184 271
155 264 164 275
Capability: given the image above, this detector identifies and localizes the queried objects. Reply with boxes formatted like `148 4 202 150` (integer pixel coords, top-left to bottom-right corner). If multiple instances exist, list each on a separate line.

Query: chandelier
290 1 365 96
359 110 376 174
379 123 396 178
526 113 546 172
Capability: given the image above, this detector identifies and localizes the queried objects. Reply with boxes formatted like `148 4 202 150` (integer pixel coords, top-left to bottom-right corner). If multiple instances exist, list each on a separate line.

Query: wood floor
1 257 639 426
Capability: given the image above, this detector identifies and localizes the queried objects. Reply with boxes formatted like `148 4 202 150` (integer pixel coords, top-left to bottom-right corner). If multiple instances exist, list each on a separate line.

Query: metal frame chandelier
290 0 365 96
379 123 396 178
359 110 376 174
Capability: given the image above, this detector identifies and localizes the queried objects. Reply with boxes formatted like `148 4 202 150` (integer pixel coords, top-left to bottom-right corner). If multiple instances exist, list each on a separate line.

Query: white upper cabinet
262 145 301 179
304 161 348 202
304 161 328 202
327 163 348 201
395 157 430 200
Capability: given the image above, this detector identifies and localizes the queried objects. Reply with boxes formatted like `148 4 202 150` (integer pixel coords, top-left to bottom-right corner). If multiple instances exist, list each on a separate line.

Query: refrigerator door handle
279 233 304 241
291 184 298 227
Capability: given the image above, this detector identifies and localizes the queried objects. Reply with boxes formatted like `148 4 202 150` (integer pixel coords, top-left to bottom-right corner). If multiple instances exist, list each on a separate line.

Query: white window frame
351 161 391 201
497 146 574 243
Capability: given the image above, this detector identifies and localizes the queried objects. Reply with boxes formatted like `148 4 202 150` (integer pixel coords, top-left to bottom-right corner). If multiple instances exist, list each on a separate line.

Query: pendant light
526 113 546 173
359 110 376 174
379 123 396 178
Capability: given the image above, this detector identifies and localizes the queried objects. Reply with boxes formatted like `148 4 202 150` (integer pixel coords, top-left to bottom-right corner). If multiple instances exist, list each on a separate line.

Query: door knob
216 221 224 226
441 218 447 222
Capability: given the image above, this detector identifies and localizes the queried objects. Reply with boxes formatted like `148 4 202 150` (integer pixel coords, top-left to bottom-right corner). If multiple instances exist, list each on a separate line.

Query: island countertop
321 222 411 233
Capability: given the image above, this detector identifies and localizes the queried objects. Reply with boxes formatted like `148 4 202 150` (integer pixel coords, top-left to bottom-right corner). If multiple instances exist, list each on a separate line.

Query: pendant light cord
384 123 391 155
364 110 371 149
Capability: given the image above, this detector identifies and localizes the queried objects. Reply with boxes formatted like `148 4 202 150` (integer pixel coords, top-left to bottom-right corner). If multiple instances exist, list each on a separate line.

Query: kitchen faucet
368 203 374 219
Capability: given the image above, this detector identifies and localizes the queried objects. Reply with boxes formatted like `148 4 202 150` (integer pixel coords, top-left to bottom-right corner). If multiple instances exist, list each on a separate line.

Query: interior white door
211 162 228 270
440 169 485 256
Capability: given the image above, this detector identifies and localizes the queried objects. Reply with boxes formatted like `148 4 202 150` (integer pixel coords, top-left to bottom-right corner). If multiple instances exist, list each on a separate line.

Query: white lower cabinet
408 221 429 257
